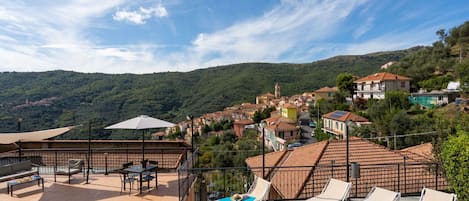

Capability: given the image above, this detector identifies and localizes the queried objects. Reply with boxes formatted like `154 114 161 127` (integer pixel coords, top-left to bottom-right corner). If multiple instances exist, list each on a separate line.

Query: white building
354 72 411 99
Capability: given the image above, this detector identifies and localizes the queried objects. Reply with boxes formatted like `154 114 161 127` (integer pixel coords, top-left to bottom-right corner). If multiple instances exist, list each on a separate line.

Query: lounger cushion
55 168 81 175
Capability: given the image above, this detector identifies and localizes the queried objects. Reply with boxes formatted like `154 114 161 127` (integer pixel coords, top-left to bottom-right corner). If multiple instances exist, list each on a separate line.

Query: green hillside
0 49 414 138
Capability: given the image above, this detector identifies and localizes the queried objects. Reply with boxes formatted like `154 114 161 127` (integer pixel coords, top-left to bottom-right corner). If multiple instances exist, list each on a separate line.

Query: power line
361 131 438 140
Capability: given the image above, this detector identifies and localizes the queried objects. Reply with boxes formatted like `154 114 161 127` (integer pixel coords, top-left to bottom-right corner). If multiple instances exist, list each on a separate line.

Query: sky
0 0 469 74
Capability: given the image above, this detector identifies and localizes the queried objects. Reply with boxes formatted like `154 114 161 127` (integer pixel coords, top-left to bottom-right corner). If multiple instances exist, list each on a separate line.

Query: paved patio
0 173 179 201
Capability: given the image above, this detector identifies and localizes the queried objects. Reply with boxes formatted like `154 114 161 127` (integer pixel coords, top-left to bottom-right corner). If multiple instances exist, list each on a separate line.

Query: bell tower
275 83 280 99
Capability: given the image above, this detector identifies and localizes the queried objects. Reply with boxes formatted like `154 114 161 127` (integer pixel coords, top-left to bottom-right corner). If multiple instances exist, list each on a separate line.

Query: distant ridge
0 48 417 137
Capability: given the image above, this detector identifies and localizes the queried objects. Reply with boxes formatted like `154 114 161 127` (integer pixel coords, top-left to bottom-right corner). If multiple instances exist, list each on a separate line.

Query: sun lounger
364 186 400 201
419 188 457 201
307 178 351 201
247 176 271 201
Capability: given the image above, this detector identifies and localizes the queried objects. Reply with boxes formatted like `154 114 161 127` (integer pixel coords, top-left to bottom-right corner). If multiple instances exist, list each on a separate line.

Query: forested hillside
388 21 469 93
0 49 414 137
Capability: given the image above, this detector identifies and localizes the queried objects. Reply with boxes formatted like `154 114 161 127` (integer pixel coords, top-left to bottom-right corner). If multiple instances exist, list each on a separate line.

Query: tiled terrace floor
0 173 179 201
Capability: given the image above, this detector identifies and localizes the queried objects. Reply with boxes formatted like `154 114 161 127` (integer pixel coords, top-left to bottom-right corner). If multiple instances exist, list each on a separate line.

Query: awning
0 126 75 144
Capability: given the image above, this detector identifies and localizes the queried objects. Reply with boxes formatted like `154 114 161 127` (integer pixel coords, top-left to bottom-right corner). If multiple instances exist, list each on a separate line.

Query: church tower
275 83 280 99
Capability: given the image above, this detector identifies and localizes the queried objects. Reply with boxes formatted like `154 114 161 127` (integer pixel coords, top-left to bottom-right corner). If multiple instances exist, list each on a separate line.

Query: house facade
354 72 411 99
314 86 337 100
322 110 369 138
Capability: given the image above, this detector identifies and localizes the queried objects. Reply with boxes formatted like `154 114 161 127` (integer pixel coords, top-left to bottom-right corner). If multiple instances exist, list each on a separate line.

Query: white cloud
113 4 167 24
353 17 374 39
0 0 455 74
187 0 369 68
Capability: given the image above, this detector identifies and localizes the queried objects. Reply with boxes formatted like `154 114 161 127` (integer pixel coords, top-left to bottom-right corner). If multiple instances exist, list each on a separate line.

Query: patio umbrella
105 115 175 160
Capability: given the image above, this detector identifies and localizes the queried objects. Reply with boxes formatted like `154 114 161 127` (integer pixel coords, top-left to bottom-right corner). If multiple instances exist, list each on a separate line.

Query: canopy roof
0 126 75 144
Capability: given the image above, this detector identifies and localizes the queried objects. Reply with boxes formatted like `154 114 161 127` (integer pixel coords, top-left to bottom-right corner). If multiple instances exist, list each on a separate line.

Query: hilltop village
162 70 464 151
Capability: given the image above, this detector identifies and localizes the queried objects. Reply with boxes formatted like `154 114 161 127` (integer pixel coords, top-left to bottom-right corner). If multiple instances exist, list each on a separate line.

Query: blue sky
0 0 468 74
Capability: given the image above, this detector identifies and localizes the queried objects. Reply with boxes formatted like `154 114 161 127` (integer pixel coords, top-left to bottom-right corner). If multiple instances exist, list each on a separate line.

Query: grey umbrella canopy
105 115 175 160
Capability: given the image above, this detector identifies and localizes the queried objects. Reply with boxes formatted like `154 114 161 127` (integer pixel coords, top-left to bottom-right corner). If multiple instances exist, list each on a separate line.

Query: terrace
0 139 454 201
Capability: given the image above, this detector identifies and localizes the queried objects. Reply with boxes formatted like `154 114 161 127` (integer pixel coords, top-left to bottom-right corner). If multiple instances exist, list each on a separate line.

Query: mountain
0 48 416 137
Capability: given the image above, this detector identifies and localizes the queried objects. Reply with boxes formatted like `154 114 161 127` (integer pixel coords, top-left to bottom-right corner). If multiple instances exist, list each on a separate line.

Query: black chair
119 162 138 194
119 171 136 195
141 160 158 190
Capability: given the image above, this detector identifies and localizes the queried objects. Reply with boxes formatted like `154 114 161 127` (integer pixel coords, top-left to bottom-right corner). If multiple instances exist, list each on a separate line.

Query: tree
336 72 356 97
384 91 411 110
441 130 469 200
456 59 469 94
436 29 448 44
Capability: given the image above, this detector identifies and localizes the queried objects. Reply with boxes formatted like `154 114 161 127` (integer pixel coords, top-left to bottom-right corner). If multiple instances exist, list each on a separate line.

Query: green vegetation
388 21 469 93
0 49 412 138
336 72 356 97
252 107 276 123
441 130 469 200
197 129 263 168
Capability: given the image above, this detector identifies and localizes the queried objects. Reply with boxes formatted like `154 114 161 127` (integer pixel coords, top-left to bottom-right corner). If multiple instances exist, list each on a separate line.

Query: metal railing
179 162 448 201
178 148 199 201
1 147 189 175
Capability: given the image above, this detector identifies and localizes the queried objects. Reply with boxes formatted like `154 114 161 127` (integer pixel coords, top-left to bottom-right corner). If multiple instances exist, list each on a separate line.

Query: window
361 83 364 90
279 131 285 139
340 123 343 131
335 122 338 129
401 81 405 88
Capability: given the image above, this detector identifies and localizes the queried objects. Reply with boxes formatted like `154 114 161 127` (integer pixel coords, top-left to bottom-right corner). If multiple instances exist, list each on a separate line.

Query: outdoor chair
246 176 271 201
306 178 351 201
54 159 84 184
364 186 401 201
142 160 158 189
119 171 136 195
419 188 457 201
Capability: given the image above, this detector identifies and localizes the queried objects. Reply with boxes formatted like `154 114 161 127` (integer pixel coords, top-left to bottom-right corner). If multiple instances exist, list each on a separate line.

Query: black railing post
223 169 227 197
435 163 439 190
178 168 181 201
104 152 108 175
312 166 315 197
54 151 58 182
126 147 129 162
403 156 407 194
397 163 400 193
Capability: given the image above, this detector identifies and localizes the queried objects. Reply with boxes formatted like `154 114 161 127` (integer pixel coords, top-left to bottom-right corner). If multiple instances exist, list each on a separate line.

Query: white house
354 72 411 99
322 110 370 139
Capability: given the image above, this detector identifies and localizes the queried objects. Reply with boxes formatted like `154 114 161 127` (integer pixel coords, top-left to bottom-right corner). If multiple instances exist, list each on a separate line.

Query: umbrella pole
142 130 145 161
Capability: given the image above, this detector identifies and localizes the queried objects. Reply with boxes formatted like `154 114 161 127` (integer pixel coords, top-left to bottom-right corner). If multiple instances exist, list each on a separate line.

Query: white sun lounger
247 176 271 201
419 188 457 201
364 186 400 201
307 178 351 201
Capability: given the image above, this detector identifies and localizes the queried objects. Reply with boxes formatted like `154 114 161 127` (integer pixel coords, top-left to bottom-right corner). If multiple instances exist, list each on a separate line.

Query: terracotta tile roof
314 86 338 93
323 110 369 122
234 119 255 125
282 103 296 109
354 72 411 83
400 143 434 161
270 141 328 198
266 122 297 132
245 138 440 199
264 116 282 124
317 138 416 166
246 150 287 178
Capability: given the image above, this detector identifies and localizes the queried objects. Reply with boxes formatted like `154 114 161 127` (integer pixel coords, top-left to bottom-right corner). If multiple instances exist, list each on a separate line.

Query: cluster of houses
160 70 462 151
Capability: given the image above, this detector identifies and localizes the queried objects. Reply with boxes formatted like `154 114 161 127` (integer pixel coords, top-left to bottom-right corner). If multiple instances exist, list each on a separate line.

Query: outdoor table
123 165 157 194
217 195 255 201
